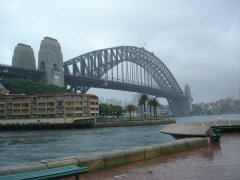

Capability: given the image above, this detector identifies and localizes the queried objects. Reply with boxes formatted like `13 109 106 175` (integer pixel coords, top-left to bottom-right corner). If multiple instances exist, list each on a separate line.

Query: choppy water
176 113 240 123
0 113 239 167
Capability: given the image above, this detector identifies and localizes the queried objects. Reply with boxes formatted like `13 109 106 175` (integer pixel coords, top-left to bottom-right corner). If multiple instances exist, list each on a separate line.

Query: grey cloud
0 0 239 103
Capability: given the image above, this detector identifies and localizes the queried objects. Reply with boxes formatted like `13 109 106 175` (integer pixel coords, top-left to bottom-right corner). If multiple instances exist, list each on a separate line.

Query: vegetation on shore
0 79 66 95
125 104 136 118
138 93 160 117
99 94 162 119
99 103 124 118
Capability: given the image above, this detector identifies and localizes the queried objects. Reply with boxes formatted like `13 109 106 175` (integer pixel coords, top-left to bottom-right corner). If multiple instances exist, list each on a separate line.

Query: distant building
122 99 129 107
99 96 105 103
0 93 99 119
105 98 122 106
132 93 139 106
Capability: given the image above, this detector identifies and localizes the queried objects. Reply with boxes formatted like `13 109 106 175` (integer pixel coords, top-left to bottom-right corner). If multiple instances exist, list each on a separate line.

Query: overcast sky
0 0 239 103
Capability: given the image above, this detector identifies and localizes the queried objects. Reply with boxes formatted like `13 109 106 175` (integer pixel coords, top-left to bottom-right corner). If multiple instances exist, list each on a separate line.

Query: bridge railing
99 76 161 89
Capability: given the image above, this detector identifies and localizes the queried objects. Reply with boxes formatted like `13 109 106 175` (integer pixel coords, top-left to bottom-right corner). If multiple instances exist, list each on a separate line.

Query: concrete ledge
174 139 188 153
159 142 175 155
125 147 145 164
76 154 104 172
40 157 78 169
95 118 176 128
103 150 126 168
0 166 13 176
161 120 240 138
0 117 81 125
197 137 210 147
144 144 161 159
185 138 199 150
10 162 48 174
0 162 47 175
0 137 210 176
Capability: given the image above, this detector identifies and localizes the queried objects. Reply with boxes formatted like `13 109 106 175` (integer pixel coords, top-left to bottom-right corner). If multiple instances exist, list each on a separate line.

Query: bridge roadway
0 64 44 81
161 120 240 139
65 74 183 99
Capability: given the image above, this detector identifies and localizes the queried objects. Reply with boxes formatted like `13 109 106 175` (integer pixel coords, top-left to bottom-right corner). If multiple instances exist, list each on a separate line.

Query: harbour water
0 114 239 167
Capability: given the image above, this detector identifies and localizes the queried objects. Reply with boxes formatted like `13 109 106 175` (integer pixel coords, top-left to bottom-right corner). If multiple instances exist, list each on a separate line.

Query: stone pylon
184 84 192 114
12 43 36 70
38 37 64 87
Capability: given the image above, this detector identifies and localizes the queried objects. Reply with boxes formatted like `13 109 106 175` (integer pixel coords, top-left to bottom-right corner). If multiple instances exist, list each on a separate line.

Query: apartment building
0 93 99 119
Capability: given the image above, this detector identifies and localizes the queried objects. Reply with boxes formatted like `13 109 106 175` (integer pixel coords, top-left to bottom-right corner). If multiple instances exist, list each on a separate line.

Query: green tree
139 93 149 118
99 103 109 116
147 98 154 117
114 105 123 118
0 79 66 95
152 97 160 117
125 104 136 118
99 103 124 118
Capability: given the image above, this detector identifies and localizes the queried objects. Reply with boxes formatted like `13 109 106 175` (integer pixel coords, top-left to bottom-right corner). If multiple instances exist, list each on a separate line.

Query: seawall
94 118 176 128
0 137 210 176
0 117 83 125
0 117 175 131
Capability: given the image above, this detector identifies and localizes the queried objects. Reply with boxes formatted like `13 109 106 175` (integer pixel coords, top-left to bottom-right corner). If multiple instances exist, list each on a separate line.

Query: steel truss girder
64 46 183 95
64 46 187 114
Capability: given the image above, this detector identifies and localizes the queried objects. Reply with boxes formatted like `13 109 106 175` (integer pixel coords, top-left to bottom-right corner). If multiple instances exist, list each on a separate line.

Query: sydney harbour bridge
0 37 192 115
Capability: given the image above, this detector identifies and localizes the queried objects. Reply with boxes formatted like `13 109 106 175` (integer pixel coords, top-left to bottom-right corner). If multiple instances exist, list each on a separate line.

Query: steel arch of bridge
63 46 188 115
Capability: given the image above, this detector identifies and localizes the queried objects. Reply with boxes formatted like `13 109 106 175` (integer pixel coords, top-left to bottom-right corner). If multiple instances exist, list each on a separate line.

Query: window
75 96 82 100
75 101 82 105
65 102 74 106
22 103 29 108
53 63 58 71
56 96 64 101
40 61 45 70
75 107 82 111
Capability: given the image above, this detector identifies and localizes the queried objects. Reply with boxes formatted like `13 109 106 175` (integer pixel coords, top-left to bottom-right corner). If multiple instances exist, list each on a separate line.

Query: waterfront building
0 93 99 119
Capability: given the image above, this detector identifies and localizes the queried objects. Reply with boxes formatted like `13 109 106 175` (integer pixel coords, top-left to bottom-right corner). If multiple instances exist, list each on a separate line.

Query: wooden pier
161 120 240 141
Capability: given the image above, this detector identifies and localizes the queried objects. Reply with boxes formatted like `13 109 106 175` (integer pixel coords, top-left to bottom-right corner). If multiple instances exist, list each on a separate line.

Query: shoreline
0 117 175 131
0 137 209 176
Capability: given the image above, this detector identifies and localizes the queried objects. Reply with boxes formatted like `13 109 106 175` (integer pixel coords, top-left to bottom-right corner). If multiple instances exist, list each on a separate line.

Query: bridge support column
38 37 64 87
167 97 189 116
65 79 90 93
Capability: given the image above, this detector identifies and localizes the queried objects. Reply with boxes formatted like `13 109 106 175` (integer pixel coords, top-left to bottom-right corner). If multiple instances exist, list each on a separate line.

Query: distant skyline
0 0 239 103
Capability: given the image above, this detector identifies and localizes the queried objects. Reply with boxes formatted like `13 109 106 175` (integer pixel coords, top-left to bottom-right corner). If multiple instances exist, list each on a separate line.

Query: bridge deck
161 120 240 138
